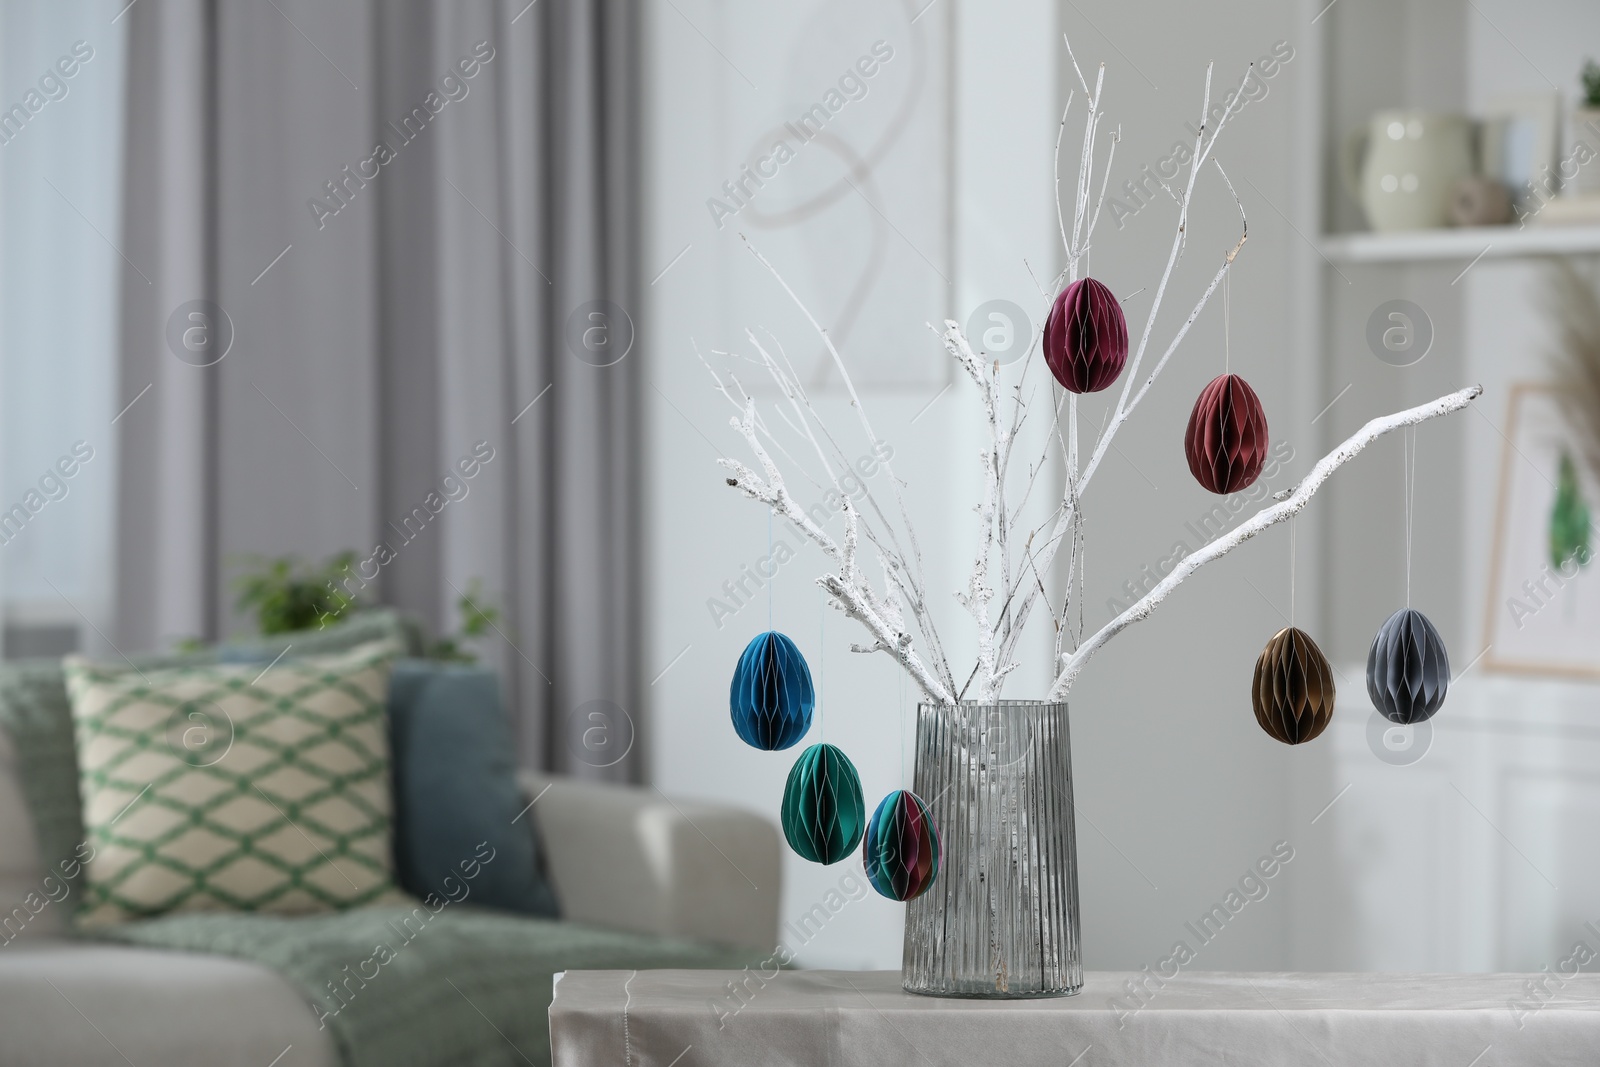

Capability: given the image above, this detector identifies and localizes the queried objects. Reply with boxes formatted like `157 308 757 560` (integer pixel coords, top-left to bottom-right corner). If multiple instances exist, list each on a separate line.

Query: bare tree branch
709 45 1459 716
1046 385 1484 699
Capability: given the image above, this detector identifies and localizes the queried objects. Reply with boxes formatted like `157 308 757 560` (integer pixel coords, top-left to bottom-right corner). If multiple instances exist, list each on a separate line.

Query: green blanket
96 907 755 1067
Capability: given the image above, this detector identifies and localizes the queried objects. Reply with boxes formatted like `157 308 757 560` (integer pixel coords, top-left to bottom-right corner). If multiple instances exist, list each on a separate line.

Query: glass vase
902 700 1081 998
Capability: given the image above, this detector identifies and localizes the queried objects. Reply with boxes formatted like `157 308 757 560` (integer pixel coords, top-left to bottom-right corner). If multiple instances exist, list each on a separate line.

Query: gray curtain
114 0 642 781
114 0 219 648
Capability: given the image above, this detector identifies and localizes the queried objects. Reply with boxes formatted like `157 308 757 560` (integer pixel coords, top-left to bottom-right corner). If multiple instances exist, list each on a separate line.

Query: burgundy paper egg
1184 373 1269 494
1043 278 1128 393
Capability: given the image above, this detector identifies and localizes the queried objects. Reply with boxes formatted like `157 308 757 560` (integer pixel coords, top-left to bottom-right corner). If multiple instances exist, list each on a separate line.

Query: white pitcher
1341 110 1476 231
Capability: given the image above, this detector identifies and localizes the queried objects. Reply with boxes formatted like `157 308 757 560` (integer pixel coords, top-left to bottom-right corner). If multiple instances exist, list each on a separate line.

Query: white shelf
1318 224 1600 265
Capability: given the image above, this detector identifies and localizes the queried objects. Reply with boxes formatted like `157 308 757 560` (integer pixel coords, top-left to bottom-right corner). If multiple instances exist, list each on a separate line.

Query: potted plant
230 553 500 662
232 551 360 634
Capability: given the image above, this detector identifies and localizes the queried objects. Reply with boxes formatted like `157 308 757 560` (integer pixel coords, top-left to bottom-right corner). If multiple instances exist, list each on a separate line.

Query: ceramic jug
1342 111 1476 231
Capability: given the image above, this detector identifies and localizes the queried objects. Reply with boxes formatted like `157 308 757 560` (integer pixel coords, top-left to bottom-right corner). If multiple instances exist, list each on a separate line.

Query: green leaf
230 552 360 636
420 579 503 662
1550 450 1593 572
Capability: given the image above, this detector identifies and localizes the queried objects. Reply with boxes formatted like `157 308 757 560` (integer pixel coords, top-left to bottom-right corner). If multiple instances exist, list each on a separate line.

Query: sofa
0 700 781 1067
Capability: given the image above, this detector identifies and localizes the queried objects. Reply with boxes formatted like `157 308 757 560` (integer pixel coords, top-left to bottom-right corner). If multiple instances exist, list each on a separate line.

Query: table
549 968 1600 1066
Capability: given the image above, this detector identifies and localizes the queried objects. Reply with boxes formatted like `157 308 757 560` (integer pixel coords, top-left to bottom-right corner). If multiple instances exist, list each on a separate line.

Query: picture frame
1482 382 1600 679
1480 92 1562 208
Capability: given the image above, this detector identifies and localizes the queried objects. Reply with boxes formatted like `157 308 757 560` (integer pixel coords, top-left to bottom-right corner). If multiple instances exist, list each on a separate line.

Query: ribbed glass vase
902 700 1081 998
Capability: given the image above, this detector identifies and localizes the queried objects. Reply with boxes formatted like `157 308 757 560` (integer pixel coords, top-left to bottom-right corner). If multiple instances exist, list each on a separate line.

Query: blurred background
4 0 1600 976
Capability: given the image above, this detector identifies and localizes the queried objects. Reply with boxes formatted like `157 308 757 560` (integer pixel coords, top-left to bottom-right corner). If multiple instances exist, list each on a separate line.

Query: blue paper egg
863 789 940 901
729 631 814 750
781 744 865 864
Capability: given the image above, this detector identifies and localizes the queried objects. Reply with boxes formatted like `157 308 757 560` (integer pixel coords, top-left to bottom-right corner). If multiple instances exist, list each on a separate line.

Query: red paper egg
1184 373 1269 494
1043 278 1128 393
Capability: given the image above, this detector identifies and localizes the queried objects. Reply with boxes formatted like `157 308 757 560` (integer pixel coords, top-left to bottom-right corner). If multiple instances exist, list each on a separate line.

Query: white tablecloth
549 968 1600 1066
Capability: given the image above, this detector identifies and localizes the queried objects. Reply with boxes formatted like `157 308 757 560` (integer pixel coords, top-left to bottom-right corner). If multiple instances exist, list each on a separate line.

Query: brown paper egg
1185 373 1269 494
1043 278 1128 393
1252 626 1335 745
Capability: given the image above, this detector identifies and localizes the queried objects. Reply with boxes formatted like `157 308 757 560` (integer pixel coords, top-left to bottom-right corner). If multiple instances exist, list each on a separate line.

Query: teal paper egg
781 743 865 865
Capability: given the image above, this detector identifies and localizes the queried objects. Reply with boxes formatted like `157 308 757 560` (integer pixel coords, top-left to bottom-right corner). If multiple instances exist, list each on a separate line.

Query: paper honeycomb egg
1252 626 1335 745
1185 373 1269 494
863 789 940 901
1043 277 1128 393
781 743 865 865
729 631 813 751
1366 608 1450 725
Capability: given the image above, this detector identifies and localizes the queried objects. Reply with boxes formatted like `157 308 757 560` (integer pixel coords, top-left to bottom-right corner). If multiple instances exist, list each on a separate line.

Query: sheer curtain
105 0 642 778
0 1 126 660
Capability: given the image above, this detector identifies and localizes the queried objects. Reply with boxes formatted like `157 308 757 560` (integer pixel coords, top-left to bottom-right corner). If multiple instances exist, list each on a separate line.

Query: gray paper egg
1366 608 1450 725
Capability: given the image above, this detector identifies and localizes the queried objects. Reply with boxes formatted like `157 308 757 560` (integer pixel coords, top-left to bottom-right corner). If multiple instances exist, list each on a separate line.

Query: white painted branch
1115 63 1215 401
1052 89 1077 267
1061 32 1092 96
1045 385 1484 700
1075 214 1250 492
1070 65 1105 268
1009 59 1253 655
940 320 1006 700
711 45 1333 712
697 343 819 490
1079 69 1248 491
743 239 957 695
740 323 958 696
1085 127 1122 247
720 435 954 705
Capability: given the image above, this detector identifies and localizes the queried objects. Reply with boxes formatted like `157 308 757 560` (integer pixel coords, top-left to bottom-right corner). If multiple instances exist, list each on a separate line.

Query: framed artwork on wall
1483 383 1600 678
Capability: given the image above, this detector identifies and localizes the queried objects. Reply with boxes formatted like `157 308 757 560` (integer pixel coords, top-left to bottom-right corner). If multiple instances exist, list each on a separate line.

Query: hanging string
1223 270 1231 374
1403 429 1409 607
899 667 905 785
817 583 824 741
1408 428 1420 604
767 508 774 631
1290 514 1296 626
1404 426 1417 608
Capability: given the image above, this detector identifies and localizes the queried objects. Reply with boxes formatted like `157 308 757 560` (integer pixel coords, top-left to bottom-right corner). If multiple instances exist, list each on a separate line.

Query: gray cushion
388 660 559 917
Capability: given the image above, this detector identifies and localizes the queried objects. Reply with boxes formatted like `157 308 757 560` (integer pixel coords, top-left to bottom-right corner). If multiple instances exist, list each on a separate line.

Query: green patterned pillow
63 640 408 927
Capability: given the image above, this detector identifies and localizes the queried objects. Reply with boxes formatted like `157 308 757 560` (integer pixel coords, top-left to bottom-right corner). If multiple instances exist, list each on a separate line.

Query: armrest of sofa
518 771 780 952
